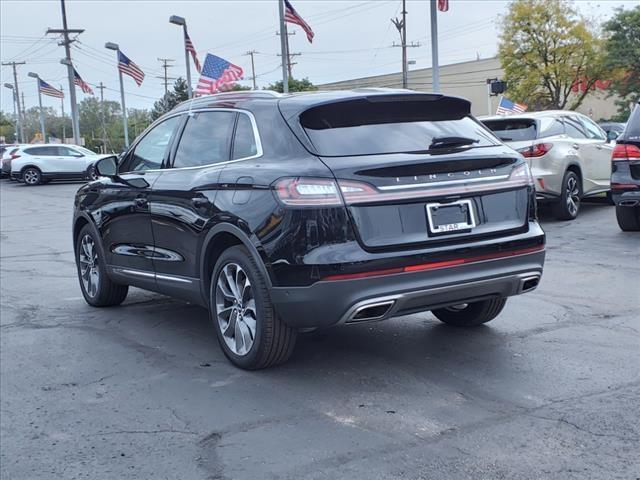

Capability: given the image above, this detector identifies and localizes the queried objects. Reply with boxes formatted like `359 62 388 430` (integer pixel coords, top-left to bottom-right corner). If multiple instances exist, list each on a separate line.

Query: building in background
318 57 617 120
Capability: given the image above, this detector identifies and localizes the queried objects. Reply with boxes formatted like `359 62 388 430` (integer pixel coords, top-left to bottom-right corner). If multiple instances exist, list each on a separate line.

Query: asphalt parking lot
1 179 638 480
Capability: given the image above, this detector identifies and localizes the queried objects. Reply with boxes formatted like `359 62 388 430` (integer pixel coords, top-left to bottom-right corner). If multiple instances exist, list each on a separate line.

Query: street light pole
60 85 66 143
3 83 18 143
105 42 129 148
28 73 46 142
169 16 192 98
430 0 440 92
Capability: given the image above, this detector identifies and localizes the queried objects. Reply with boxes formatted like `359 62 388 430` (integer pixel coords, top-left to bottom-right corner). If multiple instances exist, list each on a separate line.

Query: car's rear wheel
22 167 42 186
431 298 507 327
210 245 296 369
554 170 581 220
616 205 640 231
87 165 98 181
75 225 128 307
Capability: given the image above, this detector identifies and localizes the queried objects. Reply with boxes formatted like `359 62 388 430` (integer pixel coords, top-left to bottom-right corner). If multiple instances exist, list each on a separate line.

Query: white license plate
426 199 476 235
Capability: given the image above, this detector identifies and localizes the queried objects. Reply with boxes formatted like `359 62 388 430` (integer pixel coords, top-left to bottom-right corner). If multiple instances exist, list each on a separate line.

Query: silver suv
482 111 613 220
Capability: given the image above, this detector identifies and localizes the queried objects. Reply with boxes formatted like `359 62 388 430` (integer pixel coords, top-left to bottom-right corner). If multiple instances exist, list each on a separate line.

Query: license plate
426 199 476 235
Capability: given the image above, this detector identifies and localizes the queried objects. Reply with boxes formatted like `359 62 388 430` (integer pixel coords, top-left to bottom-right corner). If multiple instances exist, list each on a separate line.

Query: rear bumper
271 247 545 328
612 190 640 207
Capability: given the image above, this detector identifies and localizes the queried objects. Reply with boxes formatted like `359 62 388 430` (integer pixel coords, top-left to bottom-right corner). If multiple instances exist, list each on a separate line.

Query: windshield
482 119 537 142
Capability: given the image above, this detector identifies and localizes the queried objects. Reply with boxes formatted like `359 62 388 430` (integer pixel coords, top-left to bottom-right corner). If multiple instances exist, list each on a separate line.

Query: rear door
56 146 86 174
562 115 601 193
578 115 613 186
292 96 530 250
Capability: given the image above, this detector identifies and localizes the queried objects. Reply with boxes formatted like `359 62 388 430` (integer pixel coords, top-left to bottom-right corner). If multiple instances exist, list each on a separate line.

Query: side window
563 117 587 139
579 116 606 140
123 116 181 172
57 146 83 157
540 118 565 137
232 113 259 160
173 111 236 168
24 146 58 156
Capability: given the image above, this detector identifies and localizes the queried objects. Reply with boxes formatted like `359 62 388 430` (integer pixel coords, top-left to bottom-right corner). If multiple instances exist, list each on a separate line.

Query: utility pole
276 30 300 79
96 82 108 153
47 0 84 145
2 61 26 142
60 85 65 143
244 51 258 90
391 0 409 89
156 58 176 95
278 0 289 93
3 83 18 142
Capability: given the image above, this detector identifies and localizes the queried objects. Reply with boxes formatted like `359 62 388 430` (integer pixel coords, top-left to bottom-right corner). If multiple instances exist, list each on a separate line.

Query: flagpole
60 85 65 143
430 0 439 92
105 42 129 148
28 73 46 141
278 0 289 93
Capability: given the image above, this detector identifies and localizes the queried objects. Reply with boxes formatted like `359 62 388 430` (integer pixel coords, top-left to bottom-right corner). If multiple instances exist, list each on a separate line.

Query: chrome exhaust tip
519 275 540 293
619 199 639 207
347 300 396 323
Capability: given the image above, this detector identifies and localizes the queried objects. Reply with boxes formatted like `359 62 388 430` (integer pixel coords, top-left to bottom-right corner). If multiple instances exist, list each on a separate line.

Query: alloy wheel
79 234 100 297
23 169 39 185
215 262 257 356
566 176 580 217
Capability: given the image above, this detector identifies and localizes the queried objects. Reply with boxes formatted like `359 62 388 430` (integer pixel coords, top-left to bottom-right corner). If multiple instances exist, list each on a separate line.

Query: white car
10 144 106 185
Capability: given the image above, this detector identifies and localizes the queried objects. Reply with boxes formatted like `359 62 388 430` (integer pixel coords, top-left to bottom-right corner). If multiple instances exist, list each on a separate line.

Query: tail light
612 144 640 161
517 143 553 158
10 154 20 160
275 178 344 206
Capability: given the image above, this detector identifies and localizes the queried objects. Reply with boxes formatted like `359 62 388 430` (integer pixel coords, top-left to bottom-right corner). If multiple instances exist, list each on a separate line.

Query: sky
0 0 636 114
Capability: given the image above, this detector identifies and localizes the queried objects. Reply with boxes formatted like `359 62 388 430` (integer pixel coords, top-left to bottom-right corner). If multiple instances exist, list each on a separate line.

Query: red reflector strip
611 183 639 190
322 245 544 281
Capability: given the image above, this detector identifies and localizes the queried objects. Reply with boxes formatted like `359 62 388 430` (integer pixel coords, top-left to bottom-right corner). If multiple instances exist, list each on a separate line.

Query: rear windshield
299 96 497 156
621 104 640 141
482 119 537 142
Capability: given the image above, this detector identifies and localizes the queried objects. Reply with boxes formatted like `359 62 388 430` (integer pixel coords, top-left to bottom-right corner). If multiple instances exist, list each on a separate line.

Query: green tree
264 77 317 93
151 77 189 120
603 6 640 120
0 111 16 142
78 97 123 152
498 0 605 110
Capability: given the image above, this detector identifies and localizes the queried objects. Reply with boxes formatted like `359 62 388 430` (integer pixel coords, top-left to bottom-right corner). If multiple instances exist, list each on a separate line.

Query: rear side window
563 117 588 139
173 111 236 168
299 96 496 156
232 113 258 160
539 118 565 137
24 146 58 156
482 119 537 141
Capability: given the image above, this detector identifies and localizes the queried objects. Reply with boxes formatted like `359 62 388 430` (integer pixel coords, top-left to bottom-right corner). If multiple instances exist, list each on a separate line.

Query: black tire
210 245 297 369
22 167 42 186
87 164 98 181
75 224 129 307
616 205 640 231
432 298 507 327
554 170 582 220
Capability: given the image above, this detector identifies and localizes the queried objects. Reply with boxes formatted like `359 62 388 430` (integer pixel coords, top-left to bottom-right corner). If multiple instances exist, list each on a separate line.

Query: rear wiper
429 136 479 150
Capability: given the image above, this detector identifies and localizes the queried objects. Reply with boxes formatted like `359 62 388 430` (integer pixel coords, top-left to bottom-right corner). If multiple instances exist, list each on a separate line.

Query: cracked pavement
1 180 638 479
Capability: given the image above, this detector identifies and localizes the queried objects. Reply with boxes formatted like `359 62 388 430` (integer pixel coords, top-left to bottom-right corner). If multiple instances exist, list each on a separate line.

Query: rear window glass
482 119 537 141
299 97 496 156
621 104 640 140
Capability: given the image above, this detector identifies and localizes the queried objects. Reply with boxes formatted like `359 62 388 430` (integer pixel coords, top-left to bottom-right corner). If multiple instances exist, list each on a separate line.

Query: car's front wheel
431 298 507 327
616 205 640 231
75 225 129 307
554 170 581 220
210 245 296 369
22 167 42 186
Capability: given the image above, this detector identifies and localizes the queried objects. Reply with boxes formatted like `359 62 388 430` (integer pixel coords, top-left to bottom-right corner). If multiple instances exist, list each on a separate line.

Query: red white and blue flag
438 0 449 12
496 97 528 115
38 79 64 99
73 68 93 95
185 31 202 73
284 0 314 43
195 54 244 95
117 50 145 86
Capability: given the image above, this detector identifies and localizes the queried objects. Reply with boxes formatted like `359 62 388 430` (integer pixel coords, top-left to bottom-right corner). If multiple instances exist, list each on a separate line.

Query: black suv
73 90 545 369
611 102 640 231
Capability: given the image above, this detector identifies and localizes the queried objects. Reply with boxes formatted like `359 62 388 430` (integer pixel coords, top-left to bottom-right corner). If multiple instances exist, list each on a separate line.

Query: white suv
10 144 106 185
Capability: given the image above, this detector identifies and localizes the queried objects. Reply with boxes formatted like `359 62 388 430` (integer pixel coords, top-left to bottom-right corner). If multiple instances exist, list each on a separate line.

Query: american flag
284 0 314 43
117 50 145 86
195 54 244 96
74 68 94 94
437 0 449 12
496 97 528 115
38 79 64 98
185 31 201 73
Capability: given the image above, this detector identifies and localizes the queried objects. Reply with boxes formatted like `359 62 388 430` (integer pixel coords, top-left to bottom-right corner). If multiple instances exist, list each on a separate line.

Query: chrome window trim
121 108 264 174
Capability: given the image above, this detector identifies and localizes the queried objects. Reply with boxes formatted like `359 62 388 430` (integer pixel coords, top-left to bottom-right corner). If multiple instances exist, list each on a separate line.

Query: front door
99 115 182 285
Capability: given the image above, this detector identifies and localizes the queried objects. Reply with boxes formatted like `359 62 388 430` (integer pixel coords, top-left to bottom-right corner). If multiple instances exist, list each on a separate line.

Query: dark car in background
73 89 545 369
599 122 626 142
611 103 640 231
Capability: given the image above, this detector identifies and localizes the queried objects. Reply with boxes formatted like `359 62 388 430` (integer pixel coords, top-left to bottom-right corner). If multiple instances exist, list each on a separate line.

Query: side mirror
95 156 118 178
607 130 619 142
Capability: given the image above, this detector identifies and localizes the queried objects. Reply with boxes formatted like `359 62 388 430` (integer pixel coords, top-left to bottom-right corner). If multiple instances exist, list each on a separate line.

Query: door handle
134 197 148 208
572 144 580 150
596 144 603 150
